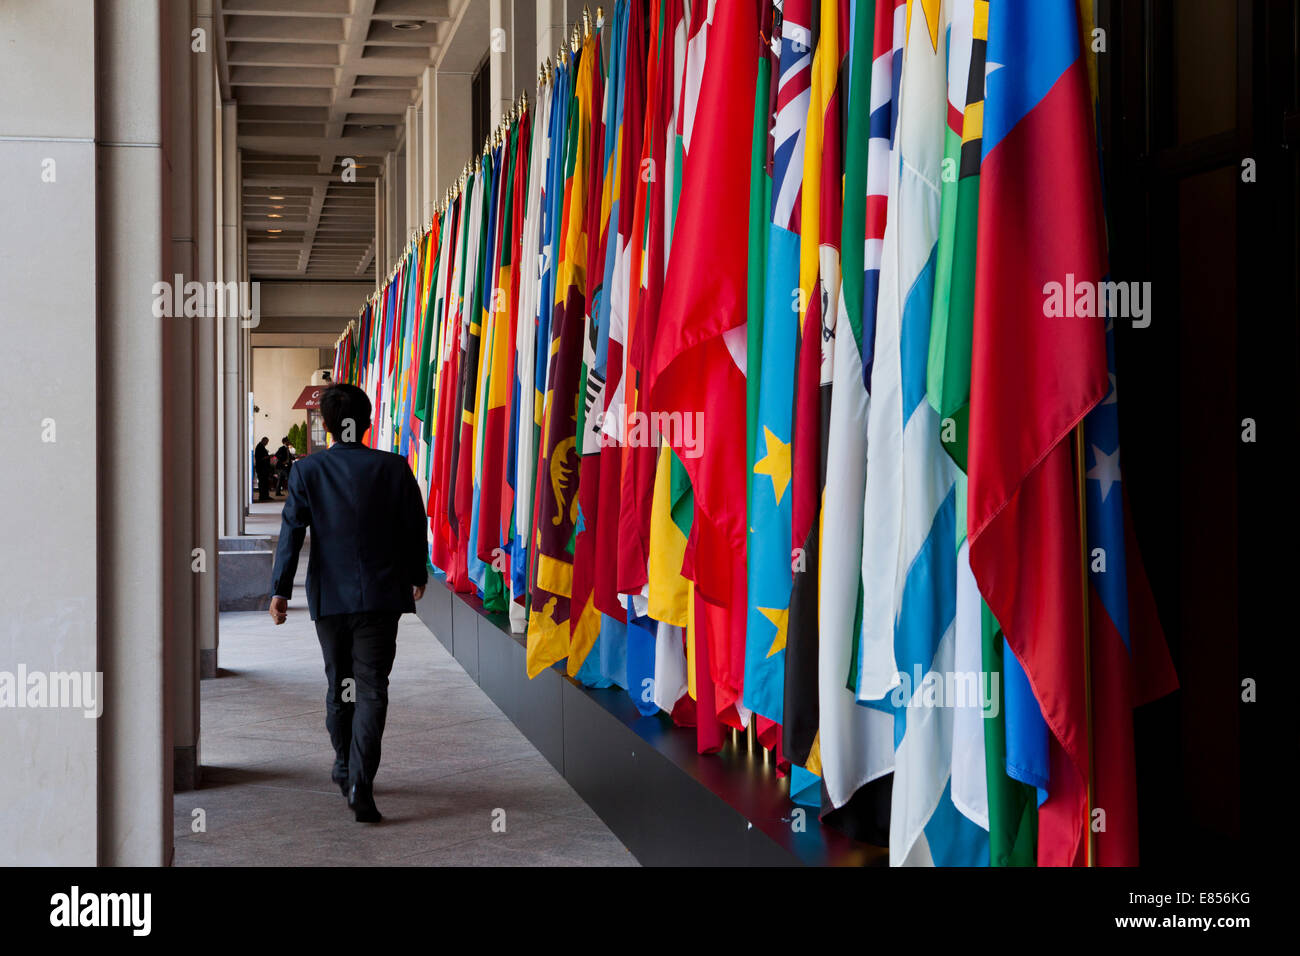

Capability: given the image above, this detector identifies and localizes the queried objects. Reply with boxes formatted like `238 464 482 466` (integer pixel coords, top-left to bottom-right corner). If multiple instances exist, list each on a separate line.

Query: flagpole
1074 422 1096 867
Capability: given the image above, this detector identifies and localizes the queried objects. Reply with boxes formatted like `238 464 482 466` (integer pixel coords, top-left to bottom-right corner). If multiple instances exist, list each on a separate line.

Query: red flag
617 0 682 599
649 0 757 718
968 6 1109 866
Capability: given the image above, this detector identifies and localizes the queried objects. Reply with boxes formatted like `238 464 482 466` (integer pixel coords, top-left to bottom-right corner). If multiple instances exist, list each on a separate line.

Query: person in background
268 384 429 824
273 436 295 495
255 436 273 502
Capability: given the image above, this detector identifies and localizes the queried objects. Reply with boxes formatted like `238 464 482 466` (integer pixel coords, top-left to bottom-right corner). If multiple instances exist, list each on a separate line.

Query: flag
744 0 811 731
569 25 611 678
513 85 551 625
816 0 895 812
478 121 522 597
527 36 599 678
968 0 1110 867
595 0 646 624
650 0 756 721
858 0 988 866
1082 320 1180 865
846 0 905 692
783 0 847 771
617 0 686 603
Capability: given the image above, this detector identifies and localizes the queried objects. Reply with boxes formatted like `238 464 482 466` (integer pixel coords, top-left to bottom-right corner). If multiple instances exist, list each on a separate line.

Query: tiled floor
173 500 636 866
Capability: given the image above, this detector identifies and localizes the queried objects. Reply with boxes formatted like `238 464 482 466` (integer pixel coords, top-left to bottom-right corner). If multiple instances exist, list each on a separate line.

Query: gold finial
570 25 580 53
583 6 591 39
597 6 604 29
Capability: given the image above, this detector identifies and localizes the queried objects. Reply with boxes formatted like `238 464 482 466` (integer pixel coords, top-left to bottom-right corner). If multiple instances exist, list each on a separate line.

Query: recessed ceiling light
268 194 285 199
392 21 422 30
268 229 282 234
271 205 284 210
268 213 282 219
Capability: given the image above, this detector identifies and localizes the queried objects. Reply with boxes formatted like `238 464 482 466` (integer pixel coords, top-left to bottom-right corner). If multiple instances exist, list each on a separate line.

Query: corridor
173 503 635 866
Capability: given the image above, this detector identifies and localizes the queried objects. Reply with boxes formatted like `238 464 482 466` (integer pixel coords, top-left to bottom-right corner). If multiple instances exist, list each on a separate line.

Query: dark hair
281 436 290 443
320 383 371 441
259 437 268 445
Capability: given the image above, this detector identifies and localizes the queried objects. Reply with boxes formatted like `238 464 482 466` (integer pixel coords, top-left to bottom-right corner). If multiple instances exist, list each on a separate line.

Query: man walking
269 384 428 823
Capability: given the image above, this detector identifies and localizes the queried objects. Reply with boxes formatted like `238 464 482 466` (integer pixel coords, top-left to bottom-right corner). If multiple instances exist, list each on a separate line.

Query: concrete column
422 67 438 224
99 0 172 866
215 100 225 522
0 0 102 867
165 0 200 795
536 0 576 68
194 0 220 694
384 151 395 271
375 173 387 285
405 106 418 236
432 70 472 201
221 102 242 541
490 0 510 127
237 149 251 524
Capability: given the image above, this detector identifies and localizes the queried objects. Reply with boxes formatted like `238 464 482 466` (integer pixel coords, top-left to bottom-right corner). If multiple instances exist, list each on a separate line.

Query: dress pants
314 611 400 791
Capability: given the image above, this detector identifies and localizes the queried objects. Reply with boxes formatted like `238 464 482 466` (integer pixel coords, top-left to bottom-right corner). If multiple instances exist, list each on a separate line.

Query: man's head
259 437 268 447
320 383 371 442
281 436 290 445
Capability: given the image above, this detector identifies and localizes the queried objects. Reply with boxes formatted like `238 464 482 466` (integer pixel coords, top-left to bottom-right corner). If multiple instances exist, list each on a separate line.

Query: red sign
292 385 323 410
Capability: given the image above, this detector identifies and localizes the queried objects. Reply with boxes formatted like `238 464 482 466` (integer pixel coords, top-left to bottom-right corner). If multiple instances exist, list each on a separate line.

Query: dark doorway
1101 0 1297 865
471 52 492 158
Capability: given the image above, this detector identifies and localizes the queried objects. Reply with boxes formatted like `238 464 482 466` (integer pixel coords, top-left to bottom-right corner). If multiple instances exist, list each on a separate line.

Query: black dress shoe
331 759 349 794
348 783 382 823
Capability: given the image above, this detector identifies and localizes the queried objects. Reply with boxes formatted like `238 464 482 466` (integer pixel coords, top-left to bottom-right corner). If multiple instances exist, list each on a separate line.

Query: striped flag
859 0 988 866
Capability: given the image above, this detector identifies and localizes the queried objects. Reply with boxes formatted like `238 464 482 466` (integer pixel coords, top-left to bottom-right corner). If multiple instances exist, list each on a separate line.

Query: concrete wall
0 0 172 865
0 0 101 867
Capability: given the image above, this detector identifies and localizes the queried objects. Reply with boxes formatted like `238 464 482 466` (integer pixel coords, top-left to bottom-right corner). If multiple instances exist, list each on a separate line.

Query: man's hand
412 584 425 602
269 595 288 625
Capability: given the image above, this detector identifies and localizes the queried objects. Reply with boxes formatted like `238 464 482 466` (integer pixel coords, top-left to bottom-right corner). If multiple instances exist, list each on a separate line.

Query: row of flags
333 0 1179 866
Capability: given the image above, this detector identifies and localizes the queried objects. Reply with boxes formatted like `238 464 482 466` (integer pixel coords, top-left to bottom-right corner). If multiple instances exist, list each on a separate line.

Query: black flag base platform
415 571 884 867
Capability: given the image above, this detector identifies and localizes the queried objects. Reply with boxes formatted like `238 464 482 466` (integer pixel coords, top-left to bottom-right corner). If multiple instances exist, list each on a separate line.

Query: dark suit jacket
271 442 429 620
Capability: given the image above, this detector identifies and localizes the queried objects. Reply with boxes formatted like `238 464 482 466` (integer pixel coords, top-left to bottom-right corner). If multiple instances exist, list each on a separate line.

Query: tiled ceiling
216 0 460 280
